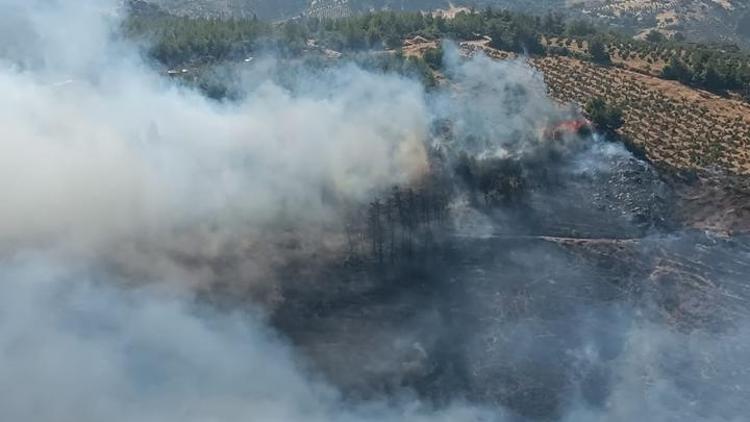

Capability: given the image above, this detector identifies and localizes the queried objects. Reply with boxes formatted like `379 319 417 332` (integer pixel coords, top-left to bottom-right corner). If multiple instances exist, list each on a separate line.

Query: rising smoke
1 1 749 421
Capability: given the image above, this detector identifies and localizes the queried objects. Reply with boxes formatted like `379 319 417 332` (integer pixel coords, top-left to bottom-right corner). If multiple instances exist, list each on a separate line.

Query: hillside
5 3 750 421
132 0 750 47
123 6 750 176
138 0 307 19
396 35 750 235
398 34 750 176
572 0 750 45
534 55 750 173
133 0 568 19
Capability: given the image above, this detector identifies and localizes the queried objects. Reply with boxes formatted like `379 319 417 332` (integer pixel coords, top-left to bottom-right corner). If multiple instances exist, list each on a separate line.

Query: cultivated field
532 55 750 174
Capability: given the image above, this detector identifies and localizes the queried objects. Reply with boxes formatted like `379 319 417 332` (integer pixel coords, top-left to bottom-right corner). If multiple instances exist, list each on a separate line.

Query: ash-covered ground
272 138 750 420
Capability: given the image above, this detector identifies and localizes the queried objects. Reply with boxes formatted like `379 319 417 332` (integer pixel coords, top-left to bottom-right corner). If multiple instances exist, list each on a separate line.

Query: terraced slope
532 56 750 174
400 35 750 174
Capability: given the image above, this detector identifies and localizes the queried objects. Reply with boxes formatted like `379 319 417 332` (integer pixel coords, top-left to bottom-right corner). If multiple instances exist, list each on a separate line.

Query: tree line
354 150 533 265
123 5 750 99
122 7 569 65
123 13 272 66
661 52 750 95
359 185 450 264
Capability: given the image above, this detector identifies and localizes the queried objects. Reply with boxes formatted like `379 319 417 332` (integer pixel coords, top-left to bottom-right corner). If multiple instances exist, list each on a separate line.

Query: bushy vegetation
123 14 273 66
585 97 623 133
124 8 559 65
661 53 750 94
588 37 610 65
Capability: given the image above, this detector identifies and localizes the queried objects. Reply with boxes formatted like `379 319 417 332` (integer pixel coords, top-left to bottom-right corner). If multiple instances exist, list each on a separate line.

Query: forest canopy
123 6 750 99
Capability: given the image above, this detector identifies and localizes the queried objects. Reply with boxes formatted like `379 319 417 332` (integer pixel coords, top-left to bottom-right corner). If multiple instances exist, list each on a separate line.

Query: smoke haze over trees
1 1 750 421
123 3 750 100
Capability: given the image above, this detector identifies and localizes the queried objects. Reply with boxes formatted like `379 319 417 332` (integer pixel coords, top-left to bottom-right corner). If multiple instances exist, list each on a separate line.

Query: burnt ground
268 140 750 420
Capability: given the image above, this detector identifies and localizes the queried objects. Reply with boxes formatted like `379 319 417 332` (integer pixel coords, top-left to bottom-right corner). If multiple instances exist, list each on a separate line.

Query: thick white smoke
431 42 565 159
0 254 504 422
0 0 433 297
0 1 503 420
